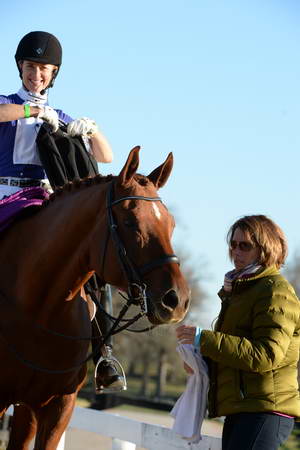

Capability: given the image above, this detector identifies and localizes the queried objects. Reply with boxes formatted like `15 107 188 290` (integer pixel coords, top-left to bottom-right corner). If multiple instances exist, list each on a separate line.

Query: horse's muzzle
148 289 190 324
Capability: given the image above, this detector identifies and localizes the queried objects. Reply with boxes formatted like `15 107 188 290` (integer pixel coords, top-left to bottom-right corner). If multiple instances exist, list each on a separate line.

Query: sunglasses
230 240 256 252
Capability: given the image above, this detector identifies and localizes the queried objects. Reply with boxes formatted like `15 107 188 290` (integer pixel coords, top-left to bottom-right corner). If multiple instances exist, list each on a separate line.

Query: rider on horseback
0 30 125 393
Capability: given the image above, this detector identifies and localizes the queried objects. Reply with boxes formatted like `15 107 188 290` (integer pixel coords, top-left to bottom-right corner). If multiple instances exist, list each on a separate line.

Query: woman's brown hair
227 215 288 268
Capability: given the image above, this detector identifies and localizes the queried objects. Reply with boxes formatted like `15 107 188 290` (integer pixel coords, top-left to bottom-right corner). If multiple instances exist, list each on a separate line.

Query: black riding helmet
15 31 62 91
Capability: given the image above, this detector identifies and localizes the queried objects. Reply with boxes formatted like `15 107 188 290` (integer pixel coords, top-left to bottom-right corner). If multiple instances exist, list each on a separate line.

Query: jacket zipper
239 371 246 399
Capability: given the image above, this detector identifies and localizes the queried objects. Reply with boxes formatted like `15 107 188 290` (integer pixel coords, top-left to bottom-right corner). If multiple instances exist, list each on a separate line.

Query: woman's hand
176 325 197 345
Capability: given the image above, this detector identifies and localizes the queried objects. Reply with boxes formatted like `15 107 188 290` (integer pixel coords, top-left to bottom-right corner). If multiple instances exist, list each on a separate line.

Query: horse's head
97 146 190 324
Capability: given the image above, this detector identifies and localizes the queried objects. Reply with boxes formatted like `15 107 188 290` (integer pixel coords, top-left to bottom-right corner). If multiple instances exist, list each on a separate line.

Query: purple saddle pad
0 187 49 233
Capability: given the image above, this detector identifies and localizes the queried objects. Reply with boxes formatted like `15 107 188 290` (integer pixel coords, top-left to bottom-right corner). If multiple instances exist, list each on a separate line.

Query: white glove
37 106 59 132
67 117 98 137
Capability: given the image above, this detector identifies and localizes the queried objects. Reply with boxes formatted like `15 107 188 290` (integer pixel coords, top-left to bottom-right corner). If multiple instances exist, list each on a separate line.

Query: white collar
17 86 48 105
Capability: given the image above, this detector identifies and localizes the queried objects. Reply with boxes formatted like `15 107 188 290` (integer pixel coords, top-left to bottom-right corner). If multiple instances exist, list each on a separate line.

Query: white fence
1 406 222 450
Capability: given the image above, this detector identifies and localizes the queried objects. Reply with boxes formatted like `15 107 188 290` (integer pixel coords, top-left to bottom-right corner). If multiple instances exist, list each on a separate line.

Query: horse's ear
118 146 140 186
147 152 173 189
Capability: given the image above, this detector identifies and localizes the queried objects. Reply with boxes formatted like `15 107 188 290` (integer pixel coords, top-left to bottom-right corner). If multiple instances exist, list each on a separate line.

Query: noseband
104 180 179 315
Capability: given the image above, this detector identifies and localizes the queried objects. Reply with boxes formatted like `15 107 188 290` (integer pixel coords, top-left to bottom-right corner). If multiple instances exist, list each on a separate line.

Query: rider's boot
94 346 126 394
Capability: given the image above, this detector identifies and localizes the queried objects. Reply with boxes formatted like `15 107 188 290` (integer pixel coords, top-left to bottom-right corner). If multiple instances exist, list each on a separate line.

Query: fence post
0 414 9 450
111 438 136 450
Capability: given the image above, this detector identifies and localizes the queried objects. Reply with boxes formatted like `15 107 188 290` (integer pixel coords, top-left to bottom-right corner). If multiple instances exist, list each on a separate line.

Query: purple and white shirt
0 87 72 180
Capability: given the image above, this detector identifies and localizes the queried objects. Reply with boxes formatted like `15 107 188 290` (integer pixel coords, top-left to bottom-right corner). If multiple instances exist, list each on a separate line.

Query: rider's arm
89 131 113 163
0 104 40 122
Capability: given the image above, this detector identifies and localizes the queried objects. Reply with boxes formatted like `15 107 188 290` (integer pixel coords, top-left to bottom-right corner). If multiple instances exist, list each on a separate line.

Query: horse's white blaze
152 202 161 220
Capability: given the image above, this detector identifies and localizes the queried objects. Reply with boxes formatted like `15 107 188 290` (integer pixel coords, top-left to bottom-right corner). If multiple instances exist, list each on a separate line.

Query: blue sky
2 1 300 325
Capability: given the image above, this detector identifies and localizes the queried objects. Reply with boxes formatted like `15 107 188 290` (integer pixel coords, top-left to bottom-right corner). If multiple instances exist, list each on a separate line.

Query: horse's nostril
162 290 179 310
184 299 189 310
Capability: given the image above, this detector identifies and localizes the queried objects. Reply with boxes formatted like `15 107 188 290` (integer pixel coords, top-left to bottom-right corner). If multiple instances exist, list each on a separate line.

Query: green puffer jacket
200 265 300 418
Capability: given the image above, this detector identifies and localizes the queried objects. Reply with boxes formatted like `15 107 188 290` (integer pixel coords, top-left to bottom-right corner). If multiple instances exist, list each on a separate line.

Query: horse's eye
124 220 136 229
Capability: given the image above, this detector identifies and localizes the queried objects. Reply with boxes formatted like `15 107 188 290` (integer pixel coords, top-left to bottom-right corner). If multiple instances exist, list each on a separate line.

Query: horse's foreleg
33 393 76 450
7 403 37 450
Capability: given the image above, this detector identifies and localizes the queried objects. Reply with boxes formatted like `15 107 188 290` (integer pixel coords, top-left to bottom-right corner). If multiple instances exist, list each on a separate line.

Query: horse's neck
2 183 108 311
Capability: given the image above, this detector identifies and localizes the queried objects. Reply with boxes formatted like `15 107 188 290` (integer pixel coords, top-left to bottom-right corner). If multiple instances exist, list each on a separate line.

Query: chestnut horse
0 146 189 449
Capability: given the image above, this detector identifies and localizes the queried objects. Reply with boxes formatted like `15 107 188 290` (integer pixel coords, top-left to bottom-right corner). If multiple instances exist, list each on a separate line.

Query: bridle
95 180 180 341
105 180 179 308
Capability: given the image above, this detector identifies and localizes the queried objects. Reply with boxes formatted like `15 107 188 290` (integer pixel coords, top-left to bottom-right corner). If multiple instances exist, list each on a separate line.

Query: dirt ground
64 407 223 450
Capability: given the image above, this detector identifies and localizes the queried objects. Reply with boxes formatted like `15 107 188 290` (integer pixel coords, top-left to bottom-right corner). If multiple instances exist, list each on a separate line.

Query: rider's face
20 60 57 94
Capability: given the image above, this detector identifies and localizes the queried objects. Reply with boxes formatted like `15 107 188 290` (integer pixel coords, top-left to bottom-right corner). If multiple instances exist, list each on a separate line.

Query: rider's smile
20 60 57 94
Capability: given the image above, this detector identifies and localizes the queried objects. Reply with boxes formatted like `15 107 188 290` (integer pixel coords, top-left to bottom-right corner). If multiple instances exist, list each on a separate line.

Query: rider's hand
37 106 59 132
67 117 98 137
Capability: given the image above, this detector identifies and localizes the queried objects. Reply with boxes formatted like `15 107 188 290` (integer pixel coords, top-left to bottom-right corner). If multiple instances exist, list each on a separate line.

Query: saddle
0 187 47 234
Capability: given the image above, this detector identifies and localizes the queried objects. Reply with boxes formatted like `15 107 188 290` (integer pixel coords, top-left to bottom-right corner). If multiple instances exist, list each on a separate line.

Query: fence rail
1 406 222 450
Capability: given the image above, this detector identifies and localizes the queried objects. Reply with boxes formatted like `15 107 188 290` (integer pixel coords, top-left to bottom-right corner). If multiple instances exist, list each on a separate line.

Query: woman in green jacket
177 215 300 450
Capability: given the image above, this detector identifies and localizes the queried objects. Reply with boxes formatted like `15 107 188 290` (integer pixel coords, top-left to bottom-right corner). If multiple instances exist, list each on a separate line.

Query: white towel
170 343 209 443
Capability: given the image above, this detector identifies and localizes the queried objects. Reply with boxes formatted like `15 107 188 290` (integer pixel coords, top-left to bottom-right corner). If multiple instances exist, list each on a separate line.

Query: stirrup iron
94 351 127 394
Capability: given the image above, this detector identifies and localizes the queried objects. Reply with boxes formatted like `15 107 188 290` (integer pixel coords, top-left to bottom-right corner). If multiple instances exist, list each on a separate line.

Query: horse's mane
43 174 114 207
43 173 150 207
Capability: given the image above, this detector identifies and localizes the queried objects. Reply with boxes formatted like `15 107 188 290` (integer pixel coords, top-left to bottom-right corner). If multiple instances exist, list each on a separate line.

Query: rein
0 287 149 375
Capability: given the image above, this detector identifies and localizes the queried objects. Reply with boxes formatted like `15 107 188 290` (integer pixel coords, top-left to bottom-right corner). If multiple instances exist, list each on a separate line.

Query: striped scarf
223 263 262 293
